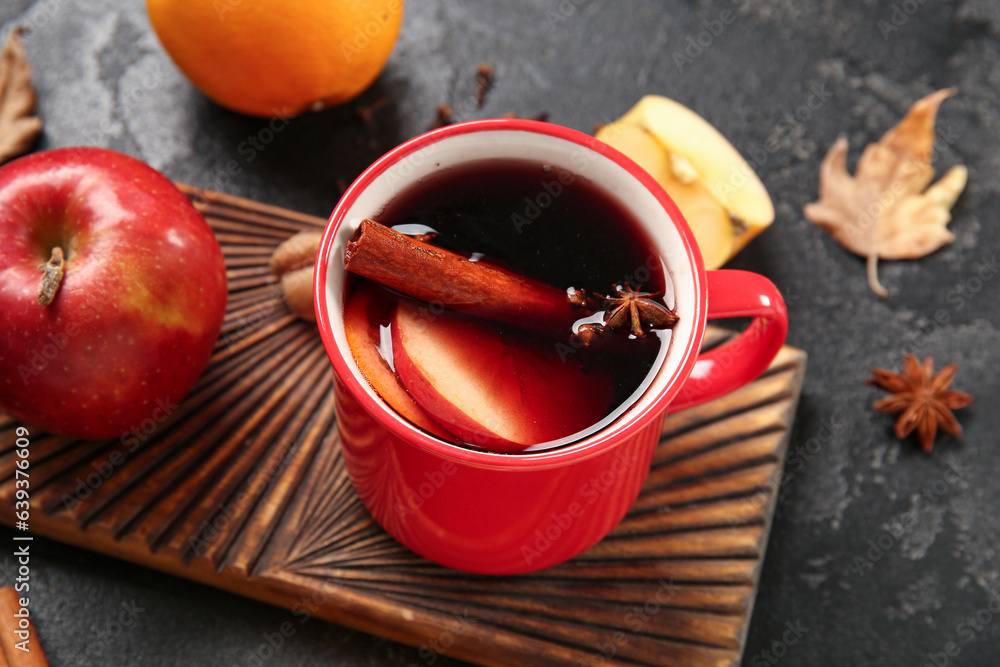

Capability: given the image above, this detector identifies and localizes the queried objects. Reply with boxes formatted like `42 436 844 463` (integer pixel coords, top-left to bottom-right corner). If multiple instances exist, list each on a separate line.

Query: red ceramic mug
315 119 787 575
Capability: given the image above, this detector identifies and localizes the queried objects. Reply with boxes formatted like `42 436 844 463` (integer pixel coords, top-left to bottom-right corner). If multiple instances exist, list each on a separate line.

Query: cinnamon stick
0 587 49 667
344 219 592 340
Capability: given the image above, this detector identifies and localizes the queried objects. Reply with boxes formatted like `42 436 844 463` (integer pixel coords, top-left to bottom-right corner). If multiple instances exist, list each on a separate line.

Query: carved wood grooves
0 185 806 667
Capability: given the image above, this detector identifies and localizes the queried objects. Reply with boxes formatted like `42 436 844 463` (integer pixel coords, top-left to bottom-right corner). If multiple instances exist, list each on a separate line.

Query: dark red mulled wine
345 158 673 453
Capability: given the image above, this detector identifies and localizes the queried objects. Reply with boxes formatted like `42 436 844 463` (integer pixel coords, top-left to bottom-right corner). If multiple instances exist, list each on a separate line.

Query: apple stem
38 246 65 306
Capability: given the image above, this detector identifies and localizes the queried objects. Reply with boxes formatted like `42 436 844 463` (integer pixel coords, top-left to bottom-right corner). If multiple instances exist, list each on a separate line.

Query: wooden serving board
0 186 806 667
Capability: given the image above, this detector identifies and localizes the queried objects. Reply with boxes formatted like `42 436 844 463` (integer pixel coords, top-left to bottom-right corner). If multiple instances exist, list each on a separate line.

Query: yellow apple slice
596 121 734 270
620 95 774 224
597 95 775 268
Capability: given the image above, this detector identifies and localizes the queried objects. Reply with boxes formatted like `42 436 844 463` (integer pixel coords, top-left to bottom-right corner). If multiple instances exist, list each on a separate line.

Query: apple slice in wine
344 282 452 440
391 299 614 453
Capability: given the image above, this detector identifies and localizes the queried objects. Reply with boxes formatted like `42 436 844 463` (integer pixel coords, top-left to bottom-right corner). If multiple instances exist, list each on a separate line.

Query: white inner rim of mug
323 129 698 455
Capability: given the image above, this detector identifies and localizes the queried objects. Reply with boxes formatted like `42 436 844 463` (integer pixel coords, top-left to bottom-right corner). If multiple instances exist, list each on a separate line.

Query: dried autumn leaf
0 28 43 166
804 88 967 298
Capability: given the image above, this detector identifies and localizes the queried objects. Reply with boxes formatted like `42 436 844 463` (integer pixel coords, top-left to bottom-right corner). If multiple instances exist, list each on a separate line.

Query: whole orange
146 0 404 117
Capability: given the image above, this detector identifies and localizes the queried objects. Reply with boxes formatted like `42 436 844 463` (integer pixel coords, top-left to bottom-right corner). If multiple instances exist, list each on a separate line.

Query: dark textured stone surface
1 1 999 665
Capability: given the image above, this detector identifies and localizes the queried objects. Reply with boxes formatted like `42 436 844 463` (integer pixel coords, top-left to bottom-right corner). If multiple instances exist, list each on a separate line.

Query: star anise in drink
567 282 678 346
867 354 972 452
568 282 678 346
601 282 678 336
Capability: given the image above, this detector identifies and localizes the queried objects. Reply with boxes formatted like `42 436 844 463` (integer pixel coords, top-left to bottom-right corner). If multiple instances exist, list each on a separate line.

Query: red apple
391 299 614 453
344 282 452 440
0 147 227 439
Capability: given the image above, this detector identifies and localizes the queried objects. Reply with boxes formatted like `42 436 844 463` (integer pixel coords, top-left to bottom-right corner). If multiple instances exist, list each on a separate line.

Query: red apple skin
0 147 227 439
343 281 453 440
392 300 614 453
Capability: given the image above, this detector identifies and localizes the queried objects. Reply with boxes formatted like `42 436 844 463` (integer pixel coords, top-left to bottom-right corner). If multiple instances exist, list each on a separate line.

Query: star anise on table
867 354 973 452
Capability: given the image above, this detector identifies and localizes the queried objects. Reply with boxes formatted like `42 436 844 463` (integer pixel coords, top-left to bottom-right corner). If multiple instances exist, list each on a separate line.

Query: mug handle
669 270 788 413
